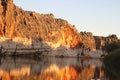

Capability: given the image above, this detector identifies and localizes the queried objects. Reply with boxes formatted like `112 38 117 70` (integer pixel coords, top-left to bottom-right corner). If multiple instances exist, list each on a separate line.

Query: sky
14 0 120 38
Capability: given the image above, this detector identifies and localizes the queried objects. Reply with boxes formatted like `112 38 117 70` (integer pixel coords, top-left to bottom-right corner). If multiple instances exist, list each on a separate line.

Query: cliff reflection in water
0 57 108 80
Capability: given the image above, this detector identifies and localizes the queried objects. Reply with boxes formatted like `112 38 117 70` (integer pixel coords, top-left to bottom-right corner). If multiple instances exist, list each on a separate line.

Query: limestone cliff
94 34 118 49
79 32 96 50
0 0 81 48
79 32 118 50
0 0 119 50
0 0 18 37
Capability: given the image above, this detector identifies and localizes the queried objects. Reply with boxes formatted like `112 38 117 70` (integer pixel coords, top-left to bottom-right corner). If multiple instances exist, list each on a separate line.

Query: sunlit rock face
0 0 18 37
0 0 118 50
60 27 81 48
0 0 81 49
79 32 96 50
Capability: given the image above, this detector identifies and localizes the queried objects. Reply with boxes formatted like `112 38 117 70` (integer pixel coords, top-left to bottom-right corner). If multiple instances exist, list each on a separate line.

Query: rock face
0 0 81 48
0 0 119 50
0 0 17 37
94 34 118 49
79 32 118 50
79 32 96 50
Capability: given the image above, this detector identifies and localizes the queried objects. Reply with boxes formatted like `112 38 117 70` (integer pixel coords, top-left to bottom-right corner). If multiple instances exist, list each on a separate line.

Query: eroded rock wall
79 32 96 50
0 0 81 48
94 34 118 49
0 0 119 50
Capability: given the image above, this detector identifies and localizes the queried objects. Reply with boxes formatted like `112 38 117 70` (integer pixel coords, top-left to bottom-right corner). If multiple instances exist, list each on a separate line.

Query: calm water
0 57 111 80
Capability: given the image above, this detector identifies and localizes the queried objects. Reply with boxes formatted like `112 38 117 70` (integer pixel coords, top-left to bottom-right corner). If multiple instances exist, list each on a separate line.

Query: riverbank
0 37 107 58
0 47 106 59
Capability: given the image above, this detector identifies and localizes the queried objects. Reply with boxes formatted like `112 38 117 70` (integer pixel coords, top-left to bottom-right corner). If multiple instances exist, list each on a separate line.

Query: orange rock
2 72 11 80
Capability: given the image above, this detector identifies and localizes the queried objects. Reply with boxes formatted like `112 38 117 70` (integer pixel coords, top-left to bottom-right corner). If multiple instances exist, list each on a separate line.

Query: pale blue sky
14 0 120 38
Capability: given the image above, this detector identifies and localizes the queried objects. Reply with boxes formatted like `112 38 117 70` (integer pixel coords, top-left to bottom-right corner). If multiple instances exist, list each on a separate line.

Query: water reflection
0 57 109 80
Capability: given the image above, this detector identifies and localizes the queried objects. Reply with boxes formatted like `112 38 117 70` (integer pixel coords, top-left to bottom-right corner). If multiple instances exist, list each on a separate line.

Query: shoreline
0 48 105 59
0 37 107 59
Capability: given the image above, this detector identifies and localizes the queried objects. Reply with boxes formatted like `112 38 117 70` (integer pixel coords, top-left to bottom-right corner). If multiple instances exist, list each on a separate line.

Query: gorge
0 0 120 80
0 0 119 57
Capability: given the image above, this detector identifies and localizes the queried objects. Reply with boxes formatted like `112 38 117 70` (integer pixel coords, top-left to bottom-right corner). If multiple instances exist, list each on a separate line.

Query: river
0 56 111 80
